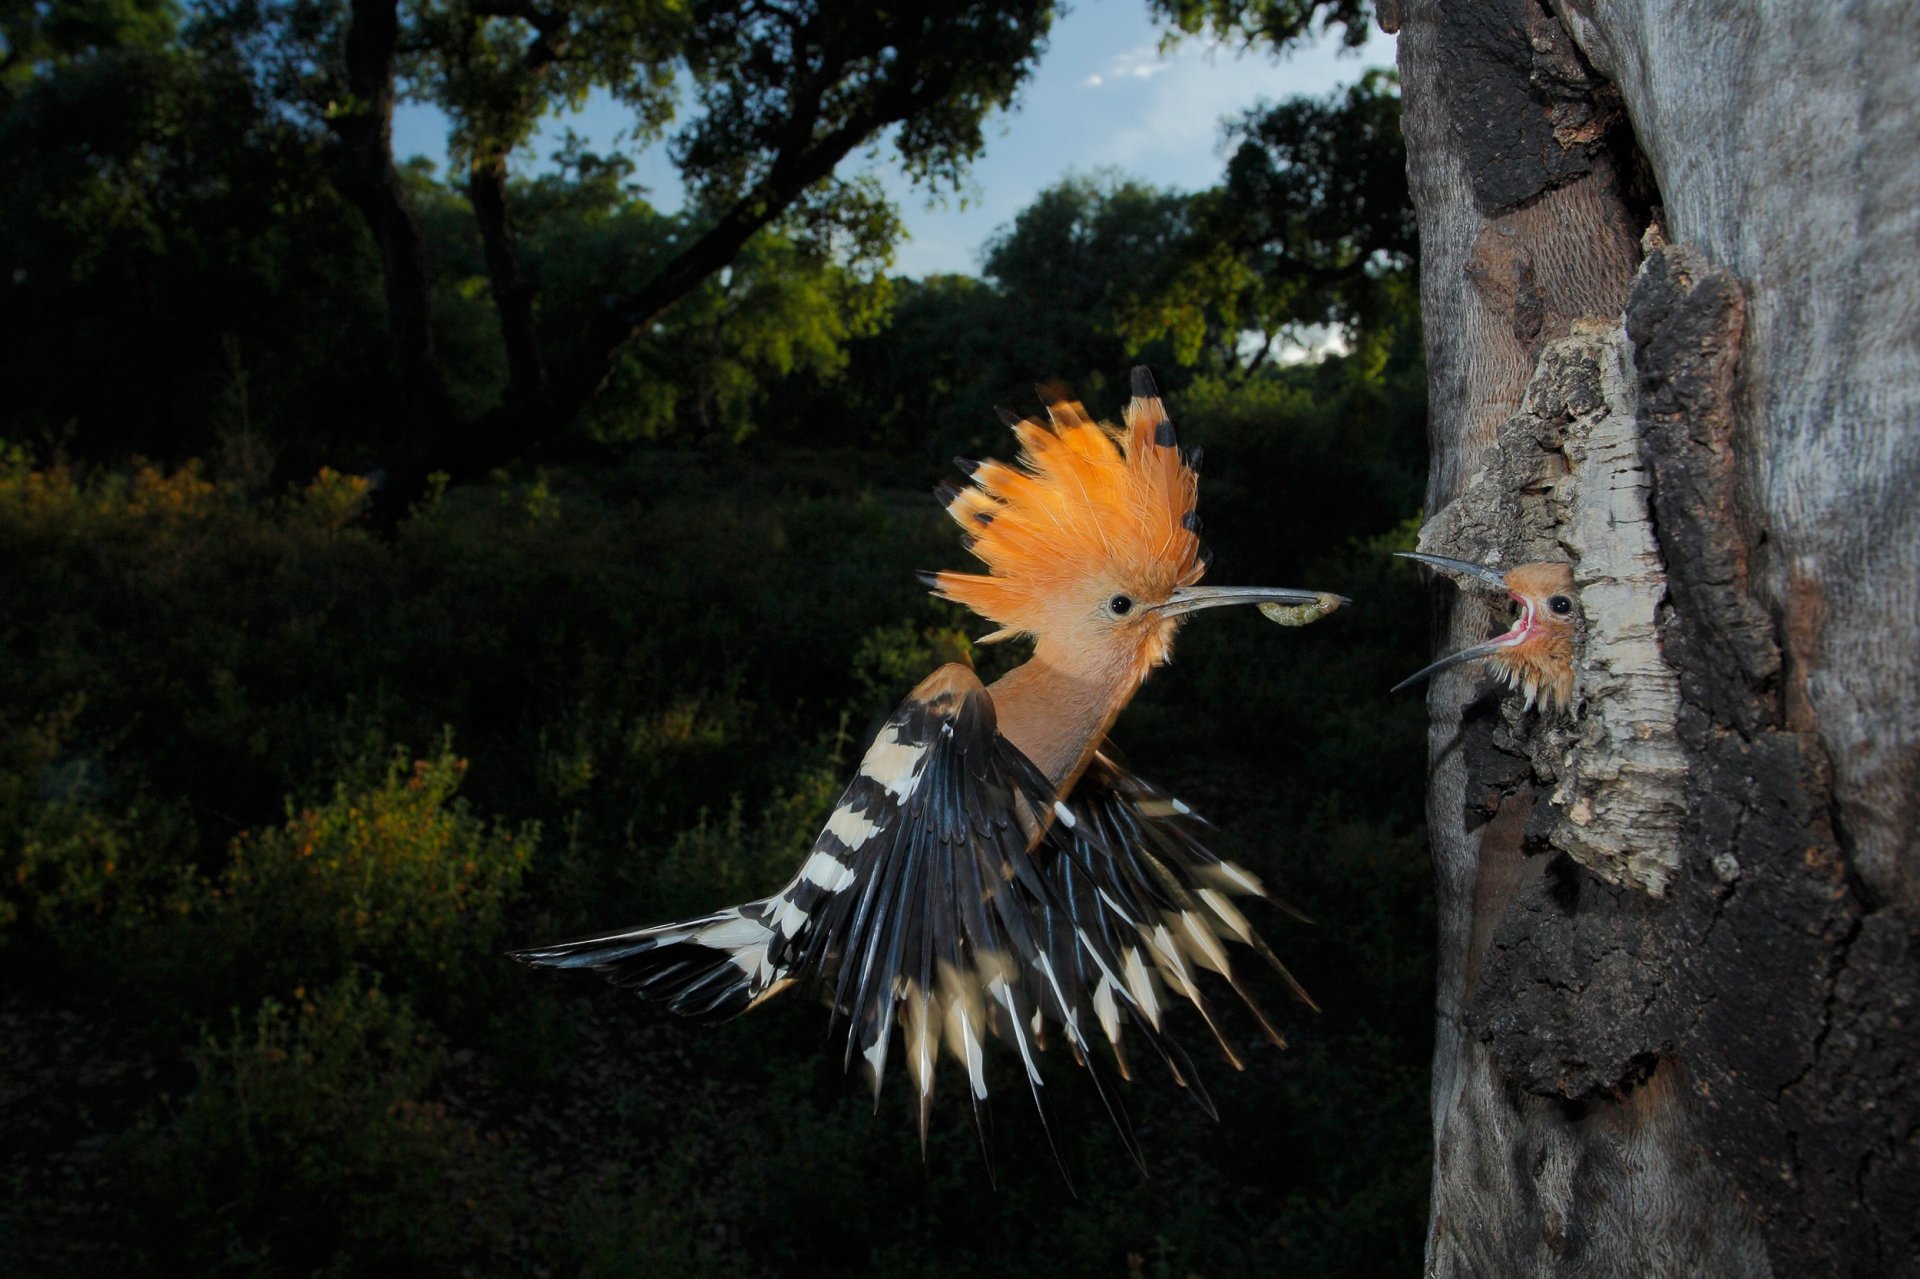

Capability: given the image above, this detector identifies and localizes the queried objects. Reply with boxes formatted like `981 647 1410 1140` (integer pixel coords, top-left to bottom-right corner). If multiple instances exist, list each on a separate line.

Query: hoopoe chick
515 368 1346 1178
1392 553 1577 712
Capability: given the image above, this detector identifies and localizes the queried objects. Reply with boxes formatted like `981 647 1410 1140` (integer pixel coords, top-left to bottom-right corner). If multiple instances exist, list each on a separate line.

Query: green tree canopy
1122 71 1413 376
1148 0 1374 51
5 0 1060 509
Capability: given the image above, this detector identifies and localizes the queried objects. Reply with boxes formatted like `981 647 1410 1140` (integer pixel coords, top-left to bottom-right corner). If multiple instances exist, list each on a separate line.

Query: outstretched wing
517 662 1121 1166
518 664 1311 1176
771 662 1130 1170
772 669 1312 1173
1042 753 1314 1104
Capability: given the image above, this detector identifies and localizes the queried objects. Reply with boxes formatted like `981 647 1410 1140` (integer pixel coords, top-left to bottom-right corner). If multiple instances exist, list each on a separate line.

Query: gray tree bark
1394 1 1919 1273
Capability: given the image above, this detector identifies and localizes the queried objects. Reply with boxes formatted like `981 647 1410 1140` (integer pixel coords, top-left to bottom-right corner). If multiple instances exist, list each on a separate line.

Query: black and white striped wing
1042 753 1314 1098
766 662 1134 1161
517 665 1312 1172
518 662 1128 1160
770 671 1313 1163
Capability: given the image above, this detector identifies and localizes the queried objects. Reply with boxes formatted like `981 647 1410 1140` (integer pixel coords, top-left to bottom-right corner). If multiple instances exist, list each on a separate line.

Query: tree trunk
327 0 457 435
468 148 546 403
1396 1 1919 1273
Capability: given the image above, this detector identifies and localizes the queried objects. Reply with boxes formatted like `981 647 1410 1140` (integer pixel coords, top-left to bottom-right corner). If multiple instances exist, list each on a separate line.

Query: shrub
128 974 521 1275
219 741 536 1010
649 757 844 920
0 692 207 960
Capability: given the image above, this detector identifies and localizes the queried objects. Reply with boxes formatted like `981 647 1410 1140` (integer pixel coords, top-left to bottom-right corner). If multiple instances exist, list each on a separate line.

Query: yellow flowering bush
0 695 204 947
220 743 537 1003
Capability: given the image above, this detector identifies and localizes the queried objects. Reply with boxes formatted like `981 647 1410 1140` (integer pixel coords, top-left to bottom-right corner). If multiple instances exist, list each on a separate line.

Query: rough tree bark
1395 1 1918 1273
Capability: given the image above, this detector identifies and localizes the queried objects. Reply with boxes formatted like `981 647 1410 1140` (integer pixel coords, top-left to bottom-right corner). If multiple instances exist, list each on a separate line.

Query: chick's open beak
1391 551 1527 694
1390 632 1529 694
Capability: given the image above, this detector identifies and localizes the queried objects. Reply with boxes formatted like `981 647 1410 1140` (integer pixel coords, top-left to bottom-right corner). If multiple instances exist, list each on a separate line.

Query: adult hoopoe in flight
515 369 1346 1172
1392 553 1577 712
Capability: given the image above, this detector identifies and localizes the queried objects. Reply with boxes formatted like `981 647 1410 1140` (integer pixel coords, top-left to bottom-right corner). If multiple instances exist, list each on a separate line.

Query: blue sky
392 1 1394 279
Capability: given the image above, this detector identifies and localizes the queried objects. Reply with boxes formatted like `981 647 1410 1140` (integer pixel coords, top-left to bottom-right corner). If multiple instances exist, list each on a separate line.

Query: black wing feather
515 666 1309 1173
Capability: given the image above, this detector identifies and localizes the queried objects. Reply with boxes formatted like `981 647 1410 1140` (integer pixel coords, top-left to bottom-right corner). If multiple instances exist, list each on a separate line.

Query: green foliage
0 0 181 103
654 761 842 919
398 141 902 443
219 743 536 1007
412 0 686 166
128 974 523 1274
625 221 897 443
559 1161 751 1279
677 2 1054 201
818 272 1019 460
1149 0 1374 51
1120 72 1413 376
7 0 1062 474
1 688 180 941
0 35 385 468
850 620 975 710
982 171 1194 399
804 174 1211 463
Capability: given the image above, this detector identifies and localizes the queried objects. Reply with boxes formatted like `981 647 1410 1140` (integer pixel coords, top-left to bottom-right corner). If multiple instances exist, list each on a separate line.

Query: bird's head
924 368 1341 691
1392 553 1578 711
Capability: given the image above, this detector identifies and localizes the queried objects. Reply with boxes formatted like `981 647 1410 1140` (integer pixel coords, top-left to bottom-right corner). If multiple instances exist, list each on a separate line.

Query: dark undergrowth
1 364 1435 1277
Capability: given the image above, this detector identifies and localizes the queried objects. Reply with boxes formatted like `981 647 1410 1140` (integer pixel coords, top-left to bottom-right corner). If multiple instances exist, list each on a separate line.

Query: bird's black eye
1548 595 1573 615
1109 594 1134 616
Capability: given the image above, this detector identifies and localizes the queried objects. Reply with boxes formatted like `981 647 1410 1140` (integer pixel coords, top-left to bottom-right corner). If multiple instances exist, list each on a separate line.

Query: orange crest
929 372 1205 640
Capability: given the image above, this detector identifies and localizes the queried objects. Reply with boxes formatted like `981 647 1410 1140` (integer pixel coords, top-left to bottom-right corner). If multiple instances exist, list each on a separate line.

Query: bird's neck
987 648 1141 794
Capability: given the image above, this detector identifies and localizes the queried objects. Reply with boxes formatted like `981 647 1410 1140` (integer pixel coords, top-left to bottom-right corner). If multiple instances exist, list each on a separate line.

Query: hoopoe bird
515 369 1345 1172
1392 553 1577 711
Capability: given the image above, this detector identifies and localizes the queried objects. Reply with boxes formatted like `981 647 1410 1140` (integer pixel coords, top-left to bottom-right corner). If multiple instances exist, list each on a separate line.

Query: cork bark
1399 2 1920 1273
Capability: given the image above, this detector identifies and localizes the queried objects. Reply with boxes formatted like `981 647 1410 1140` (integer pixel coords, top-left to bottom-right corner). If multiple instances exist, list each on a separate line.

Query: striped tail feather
512 902 793 1022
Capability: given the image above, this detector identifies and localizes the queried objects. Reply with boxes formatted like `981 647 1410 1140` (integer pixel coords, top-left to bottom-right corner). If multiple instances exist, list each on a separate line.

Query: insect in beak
1156 585 1351 622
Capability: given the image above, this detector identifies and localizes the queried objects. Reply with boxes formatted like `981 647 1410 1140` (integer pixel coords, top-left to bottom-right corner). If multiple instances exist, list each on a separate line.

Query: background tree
0 0 386 468
400 0 1050 519
150 0 1055 517
1118 70 1413 379
409 141 898 445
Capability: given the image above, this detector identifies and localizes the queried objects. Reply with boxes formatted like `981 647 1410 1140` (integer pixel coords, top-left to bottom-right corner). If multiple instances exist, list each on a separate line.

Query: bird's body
1393 554 1578 711
516 370 1343 1167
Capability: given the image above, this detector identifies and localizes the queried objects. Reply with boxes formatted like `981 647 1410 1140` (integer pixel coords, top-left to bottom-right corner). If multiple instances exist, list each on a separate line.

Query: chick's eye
1548 594 1573 615
1108 594 1134 616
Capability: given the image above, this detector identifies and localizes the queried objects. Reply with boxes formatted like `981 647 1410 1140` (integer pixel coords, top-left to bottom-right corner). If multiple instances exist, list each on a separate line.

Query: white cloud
1084 43 1180 90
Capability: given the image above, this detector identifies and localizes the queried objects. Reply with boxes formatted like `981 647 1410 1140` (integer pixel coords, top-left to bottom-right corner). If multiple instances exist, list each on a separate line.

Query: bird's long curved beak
1156 585 1351 619
1394 552 1509 592
1390 633 1526 693
1392 552 1538 694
